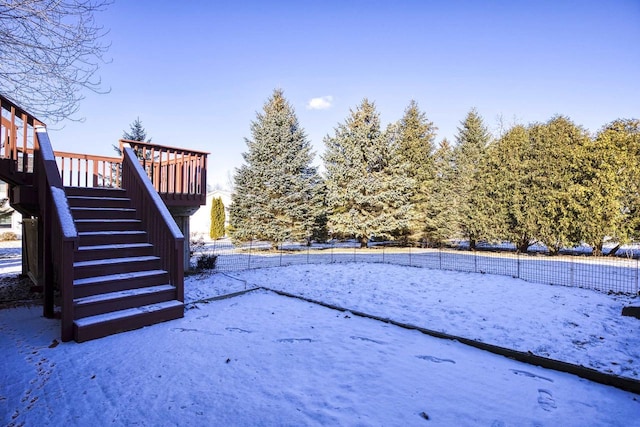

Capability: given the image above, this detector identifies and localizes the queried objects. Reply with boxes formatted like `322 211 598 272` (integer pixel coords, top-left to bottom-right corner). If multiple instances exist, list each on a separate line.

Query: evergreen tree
528 116 591 254
586 118 640 254
422 138 458 246
323 99 411 247
476 124 538 252
210 197 225 240
122 117 152 142
114 117 152 156
391 100 437 243
229 89 323 248
452 108 491 249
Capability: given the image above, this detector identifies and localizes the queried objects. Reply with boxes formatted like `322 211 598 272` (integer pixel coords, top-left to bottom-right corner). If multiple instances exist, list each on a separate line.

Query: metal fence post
248 240 252 269
279 242 283 266
474 250 478 273
570 255 574 287
331 241 334 263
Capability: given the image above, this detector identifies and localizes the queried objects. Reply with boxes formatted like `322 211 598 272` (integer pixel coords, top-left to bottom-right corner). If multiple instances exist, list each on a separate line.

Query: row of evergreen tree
229 89 640 254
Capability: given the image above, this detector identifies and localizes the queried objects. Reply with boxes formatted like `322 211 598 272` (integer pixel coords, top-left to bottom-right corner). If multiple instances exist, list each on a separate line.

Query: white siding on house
0 181 22 238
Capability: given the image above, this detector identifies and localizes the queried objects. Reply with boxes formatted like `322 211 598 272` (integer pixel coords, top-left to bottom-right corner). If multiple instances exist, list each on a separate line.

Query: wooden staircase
1 93 207 342
67 187 183 342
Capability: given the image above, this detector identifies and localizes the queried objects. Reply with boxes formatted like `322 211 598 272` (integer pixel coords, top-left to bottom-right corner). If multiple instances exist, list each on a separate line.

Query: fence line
193 239 640 295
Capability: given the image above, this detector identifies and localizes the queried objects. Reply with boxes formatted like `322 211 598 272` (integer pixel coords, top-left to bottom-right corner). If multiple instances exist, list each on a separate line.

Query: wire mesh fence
193 239 640 295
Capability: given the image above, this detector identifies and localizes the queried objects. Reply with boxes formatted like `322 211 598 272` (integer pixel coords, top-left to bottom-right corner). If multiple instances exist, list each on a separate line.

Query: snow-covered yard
1 241 640 426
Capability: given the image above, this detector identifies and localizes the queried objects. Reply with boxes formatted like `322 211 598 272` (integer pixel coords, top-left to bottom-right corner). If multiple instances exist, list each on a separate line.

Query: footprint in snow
537 389 557 411
277 338 314 343
225 327 252 334
416 355 456 364
170 328 221 337
510 369 554 383
350 336 386 345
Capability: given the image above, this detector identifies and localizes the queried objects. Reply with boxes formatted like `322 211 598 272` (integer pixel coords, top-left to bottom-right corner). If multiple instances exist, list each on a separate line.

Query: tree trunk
592 242 604 257
359 236 368 248
516 241 530 254
605 243 621 257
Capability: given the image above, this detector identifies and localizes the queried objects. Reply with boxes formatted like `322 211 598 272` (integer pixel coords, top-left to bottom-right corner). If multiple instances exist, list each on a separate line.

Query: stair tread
74 284 175 305
67 196 129 200
78 243 153 251
71 207 136 211
78 230 146 236
75 219 141 223
74 300 183 327
74 269 168 286
74 255 160 268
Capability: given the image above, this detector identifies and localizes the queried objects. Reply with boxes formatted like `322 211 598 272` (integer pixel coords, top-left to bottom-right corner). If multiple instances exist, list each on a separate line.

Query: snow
50 186 78 238
2 245 640 425
73 255 159 267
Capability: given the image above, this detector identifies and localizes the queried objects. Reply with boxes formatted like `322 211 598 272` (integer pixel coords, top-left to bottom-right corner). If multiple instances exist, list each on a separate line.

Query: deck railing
0 94 43 173
1 94 208 206
120 139 208 206
121 143 184 300
13 140 209 205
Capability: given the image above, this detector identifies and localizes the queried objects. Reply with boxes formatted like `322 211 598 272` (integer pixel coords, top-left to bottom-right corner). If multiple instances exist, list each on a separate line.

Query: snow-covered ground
2 242 640 426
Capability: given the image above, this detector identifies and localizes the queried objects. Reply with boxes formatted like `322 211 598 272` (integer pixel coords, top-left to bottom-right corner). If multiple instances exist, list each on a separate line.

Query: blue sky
51 0 640 188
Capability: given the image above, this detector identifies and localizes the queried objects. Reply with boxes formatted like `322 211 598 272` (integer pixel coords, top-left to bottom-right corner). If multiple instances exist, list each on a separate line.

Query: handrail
34 127 78 342
121 143 184 301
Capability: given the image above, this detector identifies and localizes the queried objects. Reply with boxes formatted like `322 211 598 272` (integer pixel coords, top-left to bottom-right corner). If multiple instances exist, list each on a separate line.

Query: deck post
168 206 200 272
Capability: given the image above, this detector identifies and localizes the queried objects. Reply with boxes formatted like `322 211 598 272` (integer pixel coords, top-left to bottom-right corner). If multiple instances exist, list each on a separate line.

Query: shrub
0 232 19 241
195 253 218 270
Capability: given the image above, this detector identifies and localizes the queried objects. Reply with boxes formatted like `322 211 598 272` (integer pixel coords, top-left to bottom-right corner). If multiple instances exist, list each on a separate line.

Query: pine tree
452 108 491 249
123 117 151 142
210 197 226 240
391 100 437 243
422 138 458 246
114 117 152 156
229 89 323 248
323 99 411 247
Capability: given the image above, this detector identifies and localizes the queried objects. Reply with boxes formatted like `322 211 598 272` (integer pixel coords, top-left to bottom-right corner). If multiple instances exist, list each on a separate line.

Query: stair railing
121 143 184 300
33 128 79 342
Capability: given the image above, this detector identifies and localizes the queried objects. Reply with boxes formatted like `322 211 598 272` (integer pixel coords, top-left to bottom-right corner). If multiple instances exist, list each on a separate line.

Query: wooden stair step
70 207 137 220
73 256 162 279
73 284 177 319
73 300 184 342
75 243 154 262
74 218 142 232
65 187 127 198
73 269 169 298
67 195 131 209
78 230 148 246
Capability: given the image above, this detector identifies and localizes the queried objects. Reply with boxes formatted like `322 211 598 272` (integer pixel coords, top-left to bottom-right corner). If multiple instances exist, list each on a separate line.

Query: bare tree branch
0 0 112 123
